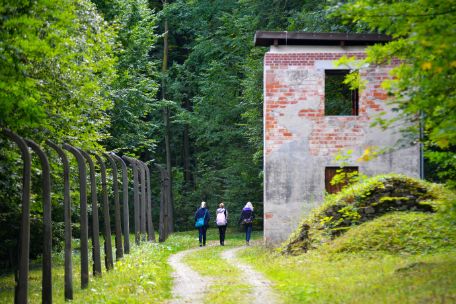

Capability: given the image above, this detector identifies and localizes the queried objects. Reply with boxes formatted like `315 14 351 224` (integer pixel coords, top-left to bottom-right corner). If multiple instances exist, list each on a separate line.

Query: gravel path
168 247 212 304
221 247 283 304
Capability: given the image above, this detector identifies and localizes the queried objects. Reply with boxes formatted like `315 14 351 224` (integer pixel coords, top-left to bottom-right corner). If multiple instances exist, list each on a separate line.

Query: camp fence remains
1 128 173 304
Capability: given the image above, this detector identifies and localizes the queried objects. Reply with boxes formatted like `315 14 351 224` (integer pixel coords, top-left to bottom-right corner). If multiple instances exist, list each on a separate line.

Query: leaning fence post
104 153 123 260
140 162 155 242
123 156 141 245
145 162 156 242
155 164 168 242
62 144 89 289
46 140 73 300
110 153 130 254
93 153 114 270
1 128 31 304
78 149 102 277
137 161 147 241
25 139 52 304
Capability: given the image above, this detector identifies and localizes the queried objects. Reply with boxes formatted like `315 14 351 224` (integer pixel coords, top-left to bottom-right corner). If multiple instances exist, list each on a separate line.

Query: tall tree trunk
182 99 193 188
161 6 174 233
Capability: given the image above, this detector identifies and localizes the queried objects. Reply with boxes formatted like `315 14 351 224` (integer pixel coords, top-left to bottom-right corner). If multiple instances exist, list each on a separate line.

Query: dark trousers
245 224 252 242
218 225 227 245
198 226 207 245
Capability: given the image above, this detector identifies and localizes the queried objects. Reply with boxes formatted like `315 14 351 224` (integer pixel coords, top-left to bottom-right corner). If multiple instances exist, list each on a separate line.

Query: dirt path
168 245 282 304
221 247 283 304
168 247 212 304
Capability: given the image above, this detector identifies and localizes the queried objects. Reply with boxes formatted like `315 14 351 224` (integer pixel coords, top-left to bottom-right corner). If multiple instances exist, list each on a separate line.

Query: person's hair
219 202 224 208
201 201 207 208
244 201 253 210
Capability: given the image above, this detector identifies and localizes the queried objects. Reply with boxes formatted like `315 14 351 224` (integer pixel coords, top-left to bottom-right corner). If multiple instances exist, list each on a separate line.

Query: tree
332 0 456 187
0 0 116 148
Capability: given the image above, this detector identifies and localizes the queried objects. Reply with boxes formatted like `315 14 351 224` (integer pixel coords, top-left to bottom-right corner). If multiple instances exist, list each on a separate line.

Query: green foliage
99 0 160 154
329 149 368 194
332 0 456 187
0 0 116 147
159 0 352 229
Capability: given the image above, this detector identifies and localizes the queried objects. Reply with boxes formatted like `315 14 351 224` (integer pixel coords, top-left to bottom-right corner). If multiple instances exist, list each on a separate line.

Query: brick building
255 32 420 246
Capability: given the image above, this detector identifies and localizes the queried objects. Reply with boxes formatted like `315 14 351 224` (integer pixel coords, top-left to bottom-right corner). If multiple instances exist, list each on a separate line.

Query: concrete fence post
62 144 89 289
93 153 114 270
46 140 74 300
78 150 102 277
1 128 31 304
104 153 123 260
25 139 52 304
110 153 130 254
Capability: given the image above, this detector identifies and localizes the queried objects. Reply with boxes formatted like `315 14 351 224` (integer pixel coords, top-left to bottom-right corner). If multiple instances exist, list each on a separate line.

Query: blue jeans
245 224 252 242
198 226 207 245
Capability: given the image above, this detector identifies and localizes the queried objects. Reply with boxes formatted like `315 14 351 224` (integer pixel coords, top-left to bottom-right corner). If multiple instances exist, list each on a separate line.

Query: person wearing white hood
215 202 228 246
238 202 255 245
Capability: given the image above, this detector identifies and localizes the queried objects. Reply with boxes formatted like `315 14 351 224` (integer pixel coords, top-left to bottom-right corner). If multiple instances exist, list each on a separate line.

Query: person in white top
215 202 228 246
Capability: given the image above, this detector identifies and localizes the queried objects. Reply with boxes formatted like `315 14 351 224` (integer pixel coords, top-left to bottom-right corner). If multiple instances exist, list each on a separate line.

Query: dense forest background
1 0 454 270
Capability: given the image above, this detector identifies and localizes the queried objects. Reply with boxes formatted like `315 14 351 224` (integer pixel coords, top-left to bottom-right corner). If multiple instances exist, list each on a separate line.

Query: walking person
195 201 210 247
239 202 254 245
215 202 228 246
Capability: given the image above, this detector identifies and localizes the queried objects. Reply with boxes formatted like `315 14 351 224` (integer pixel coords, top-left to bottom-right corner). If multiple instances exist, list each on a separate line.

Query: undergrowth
0 232 196 303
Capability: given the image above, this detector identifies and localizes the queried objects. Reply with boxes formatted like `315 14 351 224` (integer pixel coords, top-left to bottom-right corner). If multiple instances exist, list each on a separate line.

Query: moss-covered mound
282 174 453 255
325 212 456 254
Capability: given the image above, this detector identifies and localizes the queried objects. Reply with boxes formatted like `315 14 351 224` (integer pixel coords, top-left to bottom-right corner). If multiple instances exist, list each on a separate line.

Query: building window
324 70 359 116
325 166 359 194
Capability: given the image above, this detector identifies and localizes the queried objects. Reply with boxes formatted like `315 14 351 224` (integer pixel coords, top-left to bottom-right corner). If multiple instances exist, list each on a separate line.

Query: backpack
242 217 252 224
195 209 207 228
216 210 227 226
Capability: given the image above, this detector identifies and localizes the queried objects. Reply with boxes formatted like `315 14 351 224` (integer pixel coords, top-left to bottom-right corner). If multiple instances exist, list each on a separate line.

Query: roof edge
254 31 391 47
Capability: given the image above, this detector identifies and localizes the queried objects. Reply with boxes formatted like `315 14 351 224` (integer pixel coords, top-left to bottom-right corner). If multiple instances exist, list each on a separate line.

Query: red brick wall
264 51 391 156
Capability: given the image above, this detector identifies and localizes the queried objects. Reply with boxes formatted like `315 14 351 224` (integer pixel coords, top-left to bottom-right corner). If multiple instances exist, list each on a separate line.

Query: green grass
326 212 456 254
0 232 197 303
239 246 456 303
183 228 262 304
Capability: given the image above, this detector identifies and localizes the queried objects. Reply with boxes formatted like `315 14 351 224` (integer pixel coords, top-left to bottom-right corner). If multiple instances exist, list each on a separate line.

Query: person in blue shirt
195 201 210 246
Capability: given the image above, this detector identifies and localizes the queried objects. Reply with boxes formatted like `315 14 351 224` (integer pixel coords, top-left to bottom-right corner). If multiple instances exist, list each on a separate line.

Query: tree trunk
161 9 174 233
182 99 193 189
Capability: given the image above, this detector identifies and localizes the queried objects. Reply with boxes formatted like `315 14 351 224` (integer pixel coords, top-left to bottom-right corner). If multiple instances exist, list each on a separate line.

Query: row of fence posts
1 128 159 304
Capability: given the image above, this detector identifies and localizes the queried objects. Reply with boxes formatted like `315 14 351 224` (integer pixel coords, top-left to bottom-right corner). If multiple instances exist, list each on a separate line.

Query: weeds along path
221 247 283 304
168 246 212 303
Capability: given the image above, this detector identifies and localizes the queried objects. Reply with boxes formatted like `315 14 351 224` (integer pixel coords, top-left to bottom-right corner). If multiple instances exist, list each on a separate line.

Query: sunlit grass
0 226 262 303
0 232 197 303
238 247 456 303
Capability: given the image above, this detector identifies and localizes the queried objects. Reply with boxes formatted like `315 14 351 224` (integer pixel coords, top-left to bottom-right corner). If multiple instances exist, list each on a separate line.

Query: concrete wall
263 45 420 246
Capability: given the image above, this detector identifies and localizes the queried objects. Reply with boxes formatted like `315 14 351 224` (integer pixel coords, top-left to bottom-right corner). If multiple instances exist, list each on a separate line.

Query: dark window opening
325 166 359 194
325 70 359 116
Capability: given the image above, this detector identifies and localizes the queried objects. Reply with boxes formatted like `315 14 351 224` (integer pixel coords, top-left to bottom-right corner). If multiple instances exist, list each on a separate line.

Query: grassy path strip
168 246 212 303
183 243 251 304
238 247 456 303
221 247 283 304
